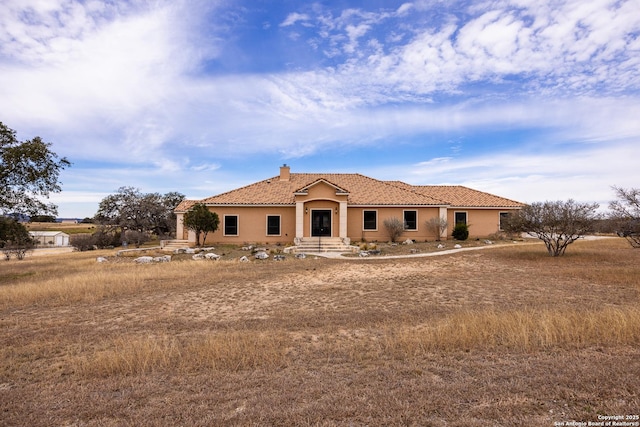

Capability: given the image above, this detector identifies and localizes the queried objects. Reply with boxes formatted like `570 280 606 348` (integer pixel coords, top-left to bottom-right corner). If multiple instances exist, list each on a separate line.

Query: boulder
96 257 108 263
437 243 445 249
254 251 269 260
134 256 154 264
403 239 414 245
192 253 205 260
205 253 221 260
153 255 171 262
239 256 249 262
454 244 462 249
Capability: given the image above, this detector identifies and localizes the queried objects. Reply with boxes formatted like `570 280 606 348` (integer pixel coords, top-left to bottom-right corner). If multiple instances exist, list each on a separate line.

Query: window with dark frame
455 211 467 225
224 215 238 236
404 210 417 230
267 215 280 235
499 212 510 231
363 210 377 230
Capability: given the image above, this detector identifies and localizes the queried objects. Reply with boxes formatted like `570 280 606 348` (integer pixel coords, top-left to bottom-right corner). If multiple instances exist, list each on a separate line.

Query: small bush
70 234 95 251
383 217 404 243
452 223 469 240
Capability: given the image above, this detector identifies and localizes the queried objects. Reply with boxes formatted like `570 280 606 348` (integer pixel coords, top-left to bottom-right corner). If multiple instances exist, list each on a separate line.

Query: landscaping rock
205 253 221 260
254 251 269 260
153 255 171 262
454 244 462 249
239 256 249 262
134 256 154 264
96 257 108 263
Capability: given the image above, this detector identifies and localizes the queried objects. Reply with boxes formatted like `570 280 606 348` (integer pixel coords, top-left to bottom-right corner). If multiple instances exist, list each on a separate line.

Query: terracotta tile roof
177 173 444 210
176 172 523 211
406 184 524 208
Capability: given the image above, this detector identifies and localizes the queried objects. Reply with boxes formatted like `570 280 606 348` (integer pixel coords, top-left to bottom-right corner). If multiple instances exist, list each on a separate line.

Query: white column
296 201 304 239
176 213 184 239
439 207 448 240
339 201 348 238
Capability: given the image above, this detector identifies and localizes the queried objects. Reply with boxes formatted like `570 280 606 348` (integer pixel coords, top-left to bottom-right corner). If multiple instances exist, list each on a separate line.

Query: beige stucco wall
347 207 443 242
447 208 516 238
197 206 296 245
177 203 520 245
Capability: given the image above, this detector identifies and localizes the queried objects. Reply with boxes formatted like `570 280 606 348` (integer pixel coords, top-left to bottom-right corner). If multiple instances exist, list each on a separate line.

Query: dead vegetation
0 238 638 426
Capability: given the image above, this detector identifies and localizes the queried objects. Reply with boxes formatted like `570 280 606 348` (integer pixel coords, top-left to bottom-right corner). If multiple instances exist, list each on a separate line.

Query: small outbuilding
29 231 70 247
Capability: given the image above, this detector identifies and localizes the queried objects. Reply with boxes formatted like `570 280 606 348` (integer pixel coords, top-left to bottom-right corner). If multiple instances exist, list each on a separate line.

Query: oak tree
0 122 70 216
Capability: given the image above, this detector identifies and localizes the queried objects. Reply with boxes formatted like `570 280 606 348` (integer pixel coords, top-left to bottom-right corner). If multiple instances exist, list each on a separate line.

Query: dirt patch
1 238 638 426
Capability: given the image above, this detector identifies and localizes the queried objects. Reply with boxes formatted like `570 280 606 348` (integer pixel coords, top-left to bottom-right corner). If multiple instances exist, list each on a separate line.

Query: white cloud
280 12 310 27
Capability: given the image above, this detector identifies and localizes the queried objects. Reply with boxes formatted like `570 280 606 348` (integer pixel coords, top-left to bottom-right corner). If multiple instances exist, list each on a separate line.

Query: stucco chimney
280 164 290 181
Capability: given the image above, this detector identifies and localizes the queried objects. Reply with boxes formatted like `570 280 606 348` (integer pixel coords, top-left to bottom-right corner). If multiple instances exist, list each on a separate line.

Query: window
454 211 467 225
267 215 281 236
224 215 238 236
404 210 417 230
363 210 377 230
499 212 510 231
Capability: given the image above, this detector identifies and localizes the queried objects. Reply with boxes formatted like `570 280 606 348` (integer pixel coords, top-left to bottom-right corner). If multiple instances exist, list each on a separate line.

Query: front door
311 210 332 237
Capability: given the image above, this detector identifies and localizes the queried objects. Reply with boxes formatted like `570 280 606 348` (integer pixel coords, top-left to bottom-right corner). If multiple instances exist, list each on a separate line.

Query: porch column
296 201 304 239
439 207 448 240
176 213 184 239
339 201 348 238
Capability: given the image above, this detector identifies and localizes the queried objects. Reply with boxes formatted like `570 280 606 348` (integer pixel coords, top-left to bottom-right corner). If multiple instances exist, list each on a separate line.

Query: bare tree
609 186 640 248
383 217 404 243
426 216 448 241
502 200 600 256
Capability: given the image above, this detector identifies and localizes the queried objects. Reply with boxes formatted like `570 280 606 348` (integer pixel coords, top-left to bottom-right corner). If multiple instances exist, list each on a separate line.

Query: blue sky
1 0 639 218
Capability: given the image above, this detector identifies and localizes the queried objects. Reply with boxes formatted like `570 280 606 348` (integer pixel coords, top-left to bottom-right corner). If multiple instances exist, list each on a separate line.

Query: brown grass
1 238 639 426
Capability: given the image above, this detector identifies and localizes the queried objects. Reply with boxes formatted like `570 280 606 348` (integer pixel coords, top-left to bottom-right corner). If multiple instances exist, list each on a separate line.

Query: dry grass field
1 238 638 426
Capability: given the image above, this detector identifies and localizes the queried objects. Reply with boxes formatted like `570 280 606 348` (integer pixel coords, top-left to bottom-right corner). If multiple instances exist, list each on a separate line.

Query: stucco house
174 166 523 250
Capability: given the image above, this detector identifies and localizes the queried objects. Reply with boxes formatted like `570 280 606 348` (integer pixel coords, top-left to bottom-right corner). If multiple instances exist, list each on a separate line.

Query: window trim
454 211 468 226
403 210 418 231
266 214 281 236
499 212 510 231
363 210 378 231
223 214 239 236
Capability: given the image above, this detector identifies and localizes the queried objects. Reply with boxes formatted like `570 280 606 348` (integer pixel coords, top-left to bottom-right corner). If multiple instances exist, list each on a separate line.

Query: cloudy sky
1 0 639 218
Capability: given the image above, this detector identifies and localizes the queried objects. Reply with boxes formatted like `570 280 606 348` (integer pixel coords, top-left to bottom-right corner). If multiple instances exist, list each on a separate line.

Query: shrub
70 234 95 251
452 223 469 240
383 217 404 243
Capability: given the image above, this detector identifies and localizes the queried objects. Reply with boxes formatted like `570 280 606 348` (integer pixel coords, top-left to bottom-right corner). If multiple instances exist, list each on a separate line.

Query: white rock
454 244 462 249
273 255 285 261
134 256 154 264
205 253 221 260
96 257 108 263
359 251 369 257
254 251 269 260
437 244 445 249
153 255 171 262
239 256 249 262
192 253 205 260
295 253 306 259
403 239 414 245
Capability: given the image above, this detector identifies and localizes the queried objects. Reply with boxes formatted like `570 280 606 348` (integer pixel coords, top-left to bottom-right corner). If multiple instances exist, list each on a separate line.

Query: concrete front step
160 240 192 250
285 237 358 254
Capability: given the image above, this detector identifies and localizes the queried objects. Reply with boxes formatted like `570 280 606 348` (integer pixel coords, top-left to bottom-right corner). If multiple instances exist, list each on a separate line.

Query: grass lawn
1 238 638 426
